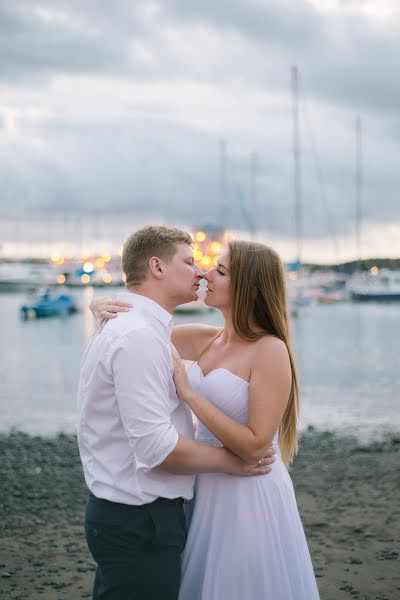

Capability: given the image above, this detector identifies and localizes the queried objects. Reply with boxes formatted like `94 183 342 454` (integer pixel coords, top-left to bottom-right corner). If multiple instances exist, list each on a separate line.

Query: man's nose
194 265 204 277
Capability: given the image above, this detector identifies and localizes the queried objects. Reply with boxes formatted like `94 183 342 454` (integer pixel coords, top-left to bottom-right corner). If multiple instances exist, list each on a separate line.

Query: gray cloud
0 0 399 256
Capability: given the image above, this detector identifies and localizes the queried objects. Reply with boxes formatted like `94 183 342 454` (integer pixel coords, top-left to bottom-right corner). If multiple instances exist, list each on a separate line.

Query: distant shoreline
2 256 400 270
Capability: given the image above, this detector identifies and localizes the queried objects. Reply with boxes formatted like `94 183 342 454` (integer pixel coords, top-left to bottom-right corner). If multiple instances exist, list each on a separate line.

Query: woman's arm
172 337 292 463
90 297 220 352
90 296 132 331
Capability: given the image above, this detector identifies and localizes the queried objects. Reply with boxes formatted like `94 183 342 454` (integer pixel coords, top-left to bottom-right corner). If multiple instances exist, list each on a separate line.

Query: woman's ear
148 256 164 279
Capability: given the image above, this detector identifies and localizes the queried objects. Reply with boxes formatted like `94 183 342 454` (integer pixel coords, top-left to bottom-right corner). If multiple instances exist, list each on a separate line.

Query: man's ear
148 256 164 279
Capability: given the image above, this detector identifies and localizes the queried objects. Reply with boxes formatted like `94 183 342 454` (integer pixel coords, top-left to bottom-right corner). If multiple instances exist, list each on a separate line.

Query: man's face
163 243 204 305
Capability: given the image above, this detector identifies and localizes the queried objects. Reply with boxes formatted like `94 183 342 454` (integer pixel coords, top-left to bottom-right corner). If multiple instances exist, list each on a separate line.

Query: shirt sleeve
111 327 179 469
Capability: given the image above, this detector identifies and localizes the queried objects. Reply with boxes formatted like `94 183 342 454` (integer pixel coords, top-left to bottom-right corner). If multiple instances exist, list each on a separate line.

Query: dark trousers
85 493 187 600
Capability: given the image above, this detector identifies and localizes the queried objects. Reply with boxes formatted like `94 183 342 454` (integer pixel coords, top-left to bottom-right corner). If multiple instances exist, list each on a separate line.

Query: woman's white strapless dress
179 363 320 600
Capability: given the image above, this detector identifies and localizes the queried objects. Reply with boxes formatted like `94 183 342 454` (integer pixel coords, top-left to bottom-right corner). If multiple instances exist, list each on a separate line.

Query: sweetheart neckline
191 362 249 386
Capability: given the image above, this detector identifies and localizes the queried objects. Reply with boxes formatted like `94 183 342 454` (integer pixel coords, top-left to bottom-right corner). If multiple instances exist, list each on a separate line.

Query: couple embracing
77 225 320 599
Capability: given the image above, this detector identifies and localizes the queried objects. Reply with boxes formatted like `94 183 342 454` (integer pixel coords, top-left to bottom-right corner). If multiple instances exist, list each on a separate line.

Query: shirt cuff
144 428 180 470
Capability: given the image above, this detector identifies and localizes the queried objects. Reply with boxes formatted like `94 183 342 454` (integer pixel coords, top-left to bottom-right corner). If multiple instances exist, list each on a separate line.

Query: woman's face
203 250 231 310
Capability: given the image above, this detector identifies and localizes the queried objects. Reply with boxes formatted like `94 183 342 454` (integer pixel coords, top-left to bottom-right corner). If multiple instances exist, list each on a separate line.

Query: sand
0 429 399 600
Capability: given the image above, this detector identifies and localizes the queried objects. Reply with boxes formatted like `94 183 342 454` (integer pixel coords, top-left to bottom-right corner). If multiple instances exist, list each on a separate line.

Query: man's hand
224 446 275 477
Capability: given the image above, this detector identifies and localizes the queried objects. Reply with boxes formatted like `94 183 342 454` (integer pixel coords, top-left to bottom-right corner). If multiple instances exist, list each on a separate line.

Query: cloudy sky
0 0 399 262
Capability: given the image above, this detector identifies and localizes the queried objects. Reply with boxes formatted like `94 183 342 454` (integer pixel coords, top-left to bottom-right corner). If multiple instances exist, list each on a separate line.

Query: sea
1 287 399 441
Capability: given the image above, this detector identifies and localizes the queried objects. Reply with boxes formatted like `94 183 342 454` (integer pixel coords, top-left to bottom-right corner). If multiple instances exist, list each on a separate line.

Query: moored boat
349 269 400 302
20 289 78 319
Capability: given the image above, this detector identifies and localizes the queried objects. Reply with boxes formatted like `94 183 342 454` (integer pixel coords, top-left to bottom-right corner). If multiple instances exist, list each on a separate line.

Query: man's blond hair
122 225 193 286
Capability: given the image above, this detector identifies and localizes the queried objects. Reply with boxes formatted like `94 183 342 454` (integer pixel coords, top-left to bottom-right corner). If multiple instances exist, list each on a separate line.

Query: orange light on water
81 274 91 284
103 273 112 283
57 274 66 284
289 271 298 281
370 266 379 275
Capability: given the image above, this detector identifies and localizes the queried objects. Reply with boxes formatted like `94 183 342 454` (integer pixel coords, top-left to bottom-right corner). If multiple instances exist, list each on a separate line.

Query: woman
91 240 320 600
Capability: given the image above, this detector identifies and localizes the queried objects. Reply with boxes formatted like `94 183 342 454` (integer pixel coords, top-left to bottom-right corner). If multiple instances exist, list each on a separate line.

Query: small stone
347 557 363 565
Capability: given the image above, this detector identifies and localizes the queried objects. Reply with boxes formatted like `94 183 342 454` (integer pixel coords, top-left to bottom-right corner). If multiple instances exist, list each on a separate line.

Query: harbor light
102 273 112 284
194 250 203 261
117 246 123 257
289 271 298 281
371 266 379 275
213 256 219 266
209 241 222 255
83 261 94 273
195 231 206 242
223 231 234 243
57 274 66 284
201 256 211 267
95 258 105 269
51 254 64 265
81 274 91 284
102 253 111 263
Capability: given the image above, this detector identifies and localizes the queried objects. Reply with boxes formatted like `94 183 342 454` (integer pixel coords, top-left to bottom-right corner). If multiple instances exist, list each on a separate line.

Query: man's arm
160 435 273 477
112 328 274 476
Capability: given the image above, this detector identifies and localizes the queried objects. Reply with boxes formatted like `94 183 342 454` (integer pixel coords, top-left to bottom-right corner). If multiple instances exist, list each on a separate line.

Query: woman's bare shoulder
172 323 221 340
251 335 290 366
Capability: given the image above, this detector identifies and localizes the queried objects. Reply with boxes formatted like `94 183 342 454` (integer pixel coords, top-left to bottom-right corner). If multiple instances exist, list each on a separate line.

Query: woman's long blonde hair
228 240 299 465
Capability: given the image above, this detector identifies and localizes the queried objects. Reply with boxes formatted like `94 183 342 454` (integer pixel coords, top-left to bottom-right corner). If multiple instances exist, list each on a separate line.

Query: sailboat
349 269 400 301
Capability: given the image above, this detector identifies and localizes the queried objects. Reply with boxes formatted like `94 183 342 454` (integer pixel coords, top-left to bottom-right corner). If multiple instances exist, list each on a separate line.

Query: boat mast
219 139 228 233
291 65 302 265
250 151 257 240
355 117 363 272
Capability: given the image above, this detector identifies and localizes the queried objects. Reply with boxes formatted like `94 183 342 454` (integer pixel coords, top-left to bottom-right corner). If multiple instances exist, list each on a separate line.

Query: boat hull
350 292 400 302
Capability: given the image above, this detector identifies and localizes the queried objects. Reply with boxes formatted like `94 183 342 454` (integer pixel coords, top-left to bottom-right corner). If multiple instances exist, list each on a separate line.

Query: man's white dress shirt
78 292 195 505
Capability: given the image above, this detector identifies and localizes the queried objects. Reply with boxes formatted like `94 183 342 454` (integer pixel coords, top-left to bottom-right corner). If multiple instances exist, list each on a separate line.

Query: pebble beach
0 429 399 600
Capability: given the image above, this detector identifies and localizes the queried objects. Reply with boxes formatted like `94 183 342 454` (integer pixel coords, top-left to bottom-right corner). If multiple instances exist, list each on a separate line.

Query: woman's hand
90 297 132 332
171 346 194 402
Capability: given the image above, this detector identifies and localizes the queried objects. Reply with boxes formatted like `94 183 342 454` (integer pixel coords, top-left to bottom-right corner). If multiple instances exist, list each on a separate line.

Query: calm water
1 288 399 440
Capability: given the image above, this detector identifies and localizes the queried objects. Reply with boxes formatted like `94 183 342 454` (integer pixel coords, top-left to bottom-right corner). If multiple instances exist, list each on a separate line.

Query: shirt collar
117 291 173 328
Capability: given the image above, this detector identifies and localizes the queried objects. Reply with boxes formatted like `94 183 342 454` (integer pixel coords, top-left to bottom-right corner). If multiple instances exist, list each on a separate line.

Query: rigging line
298 75 340 264
226 156 254 232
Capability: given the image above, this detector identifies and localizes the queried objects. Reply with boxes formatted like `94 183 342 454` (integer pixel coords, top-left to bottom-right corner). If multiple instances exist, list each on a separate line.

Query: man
78 225 273 600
